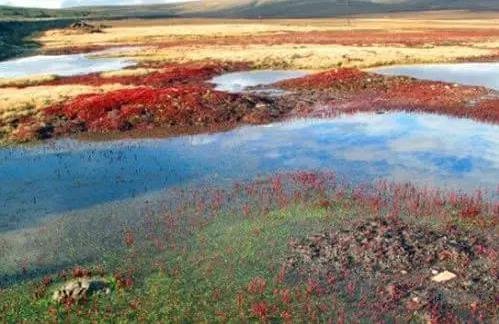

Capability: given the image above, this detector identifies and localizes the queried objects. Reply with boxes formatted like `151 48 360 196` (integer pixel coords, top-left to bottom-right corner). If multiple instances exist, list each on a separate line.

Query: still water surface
210 70 308 92
1 112 497 231
0 53 135 78
374 63 499 90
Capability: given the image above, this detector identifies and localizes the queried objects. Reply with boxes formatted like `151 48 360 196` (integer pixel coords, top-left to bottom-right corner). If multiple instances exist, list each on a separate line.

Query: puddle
1 112 497 231
0 53 135 78
210 70 308 93
374 62 499 90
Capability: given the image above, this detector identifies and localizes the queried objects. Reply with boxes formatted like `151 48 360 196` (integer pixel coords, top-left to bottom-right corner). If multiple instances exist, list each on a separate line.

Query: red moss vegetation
473 98 499 121
44 87 236 131
11 61 303 142
152 29 499 48
278 68 499 123
6 62 498 143
34 61 248 88
277 68 370 90
12 84 287 141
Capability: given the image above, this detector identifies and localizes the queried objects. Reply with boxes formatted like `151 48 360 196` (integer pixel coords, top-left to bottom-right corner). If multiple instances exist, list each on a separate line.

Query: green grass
138 205 329 321
0 203 350 322
0 174 495 322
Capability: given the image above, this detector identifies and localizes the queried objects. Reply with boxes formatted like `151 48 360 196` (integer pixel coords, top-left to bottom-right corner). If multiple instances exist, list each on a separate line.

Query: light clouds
0 0 193 9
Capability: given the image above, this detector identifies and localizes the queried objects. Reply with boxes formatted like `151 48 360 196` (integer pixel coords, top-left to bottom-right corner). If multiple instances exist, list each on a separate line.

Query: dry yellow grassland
0 68 157 88
34 15 499 70
123 44 493 69
39 24 326 48
0 75 57 88
99 67 158 78
36 16 499 48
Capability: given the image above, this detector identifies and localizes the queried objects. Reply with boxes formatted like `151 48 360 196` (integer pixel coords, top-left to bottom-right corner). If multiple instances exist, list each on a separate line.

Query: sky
0 0 194 9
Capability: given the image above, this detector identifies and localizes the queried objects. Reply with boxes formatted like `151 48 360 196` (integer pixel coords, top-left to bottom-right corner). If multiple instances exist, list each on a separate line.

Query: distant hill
175 0 499 18
1 0 499 21
1 0 498 61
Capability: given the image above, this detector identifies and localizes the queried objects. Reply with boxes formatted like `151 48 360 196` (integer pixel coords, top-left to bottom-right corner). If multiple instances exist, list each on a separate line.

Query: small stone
401 270 408 275
431 269 439 275
431 271 457 283
52 277 110 303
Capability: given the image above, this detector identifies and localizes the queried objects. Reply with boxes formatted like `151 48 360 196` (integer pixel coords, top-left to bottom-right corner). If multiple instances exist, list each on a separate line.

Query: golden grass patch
35 15 499 70
99 67 158 78
123 43 495 70
38 24 323 49
36 15 499 50
0 74 57 88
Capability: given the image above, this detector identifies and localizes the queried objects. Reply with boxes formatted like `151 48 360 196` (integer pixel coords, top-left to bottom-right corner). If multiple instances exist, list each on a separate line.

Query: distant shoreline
0 19 76 61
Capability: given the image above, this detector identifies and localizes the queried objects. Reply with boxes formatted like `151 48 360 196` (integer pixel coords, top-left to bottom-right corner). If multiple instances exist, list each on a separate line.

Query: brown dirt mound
288 218 497 320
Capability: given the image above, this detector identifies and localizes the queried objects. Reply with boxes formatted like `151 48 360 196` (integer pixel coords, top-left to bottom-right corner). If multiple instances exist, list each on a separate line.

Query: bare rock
431 271 457 283
52 277 110 303
69 20 102 33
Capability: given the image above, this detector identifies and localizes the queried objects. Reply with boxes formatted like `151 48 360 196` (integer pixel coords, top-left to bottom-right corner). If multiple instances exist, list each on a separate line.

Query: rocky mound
68 21 103 34
288 218 497 320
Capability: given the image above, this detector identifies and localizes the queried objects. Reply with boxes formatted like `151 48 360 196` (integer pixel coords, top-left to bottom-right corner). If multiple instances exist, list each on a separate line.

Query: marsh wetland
0 14 498 323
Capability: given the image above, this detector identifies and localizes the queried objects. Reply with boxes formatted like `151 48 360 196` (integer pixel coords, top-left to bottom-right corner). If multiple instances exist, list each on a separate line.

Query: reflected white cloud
1 112 498 231
211 70 308 93
375 63 499 90
389 136 443 152
342 148 388 162
0 53 134 78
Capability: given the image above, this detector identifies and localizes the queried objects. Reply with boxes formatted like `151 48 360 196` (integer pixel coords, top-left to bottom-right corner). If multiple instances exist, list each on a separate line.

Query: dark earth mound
288 218 498 321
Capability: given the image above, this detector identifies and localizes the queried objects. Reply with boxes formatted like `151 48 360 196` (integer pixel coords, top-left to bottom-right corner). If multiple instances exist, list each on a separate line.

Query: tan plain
35 12 499 70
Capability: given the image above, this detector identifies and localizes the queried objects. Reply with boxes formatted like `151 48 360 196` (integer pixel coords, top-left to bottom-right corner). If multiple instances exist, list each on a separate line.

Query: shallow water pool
210 70 308 92
374 62 499 90
0 53 135 78
1 112 497 231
